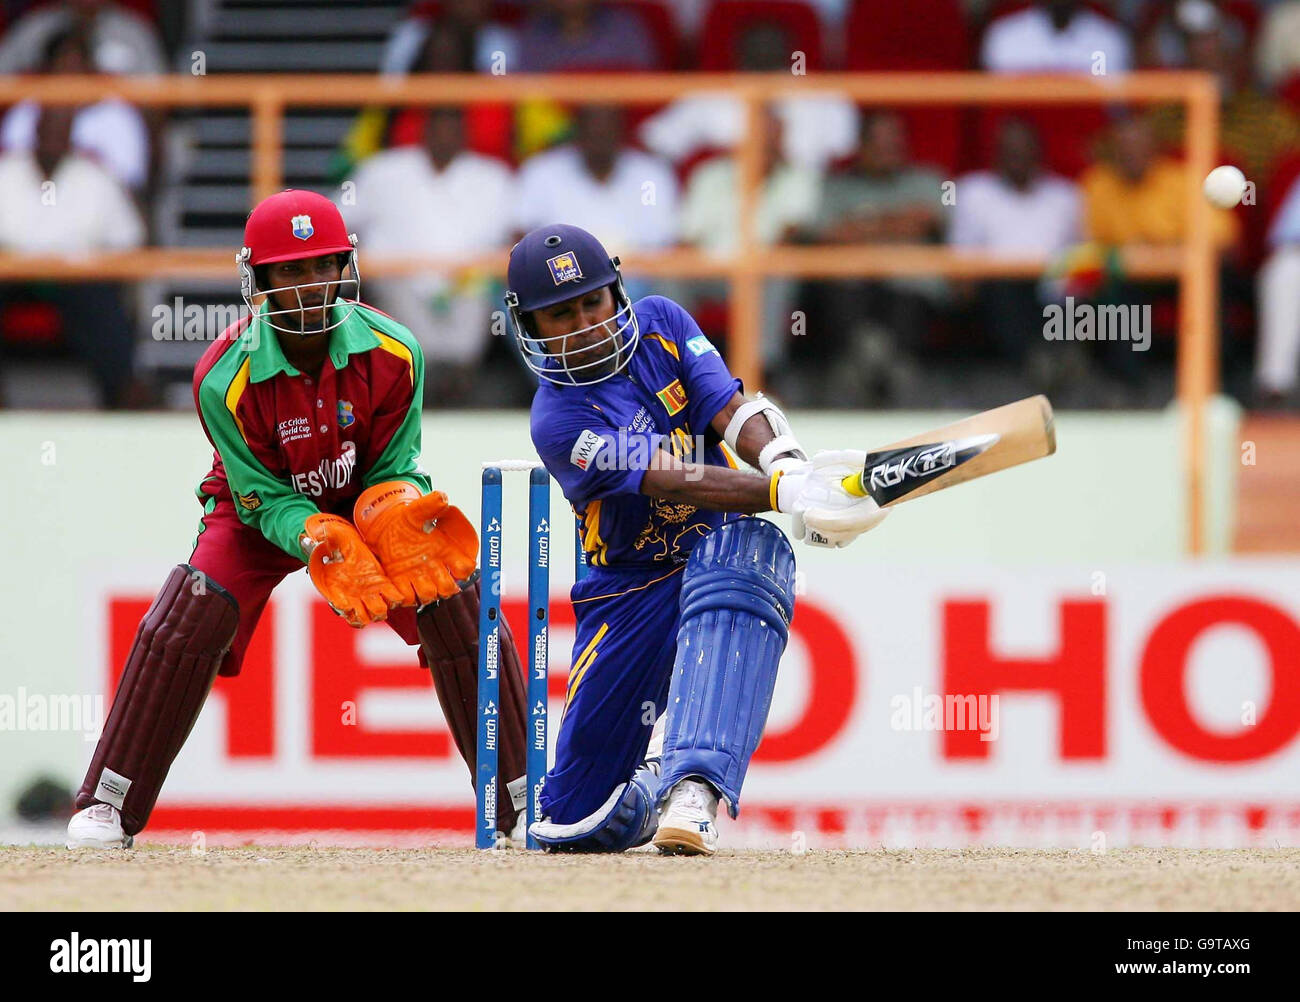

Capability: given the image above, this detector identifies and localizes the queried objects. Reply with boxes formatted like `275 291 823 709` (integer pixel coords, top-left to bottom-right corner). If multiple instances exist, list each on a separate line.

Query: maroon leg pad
76 564 239 836
416 574 527 834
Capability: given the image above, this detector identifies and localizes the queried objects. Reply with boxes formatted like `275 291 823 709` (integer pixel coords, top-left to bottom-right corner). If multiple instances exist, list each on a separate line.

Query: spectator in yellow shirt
1077 114 1240 396
1082 115 1238 248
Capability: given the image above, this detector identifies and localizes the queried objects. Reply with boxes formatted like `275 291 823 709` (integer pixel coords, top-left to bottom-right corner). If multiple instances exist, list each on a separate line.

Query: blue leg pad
528 765 659 853
658 517 796 819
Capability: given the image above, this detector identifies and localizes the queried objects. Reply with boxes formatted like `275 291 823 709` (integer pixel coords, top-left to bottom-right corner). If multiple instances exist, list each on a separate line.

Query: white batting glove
775 450 889 548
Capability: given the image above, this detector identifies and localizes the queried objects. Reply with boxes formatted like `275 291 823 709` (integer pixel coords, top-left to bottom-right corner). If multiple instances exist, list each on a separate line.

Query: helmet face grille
509 275 640 387
237 246 363 337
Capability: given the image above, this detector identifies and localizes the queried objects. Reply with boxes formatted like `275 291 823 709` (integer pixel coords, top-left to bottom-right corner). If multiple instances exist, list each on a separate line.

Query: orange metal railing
0 71 1220 551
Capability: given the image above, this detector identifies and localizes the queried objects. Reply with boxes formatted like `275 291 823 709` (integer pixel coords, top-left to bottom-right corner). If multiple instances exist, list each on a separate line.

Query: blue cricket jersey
530 295 743 574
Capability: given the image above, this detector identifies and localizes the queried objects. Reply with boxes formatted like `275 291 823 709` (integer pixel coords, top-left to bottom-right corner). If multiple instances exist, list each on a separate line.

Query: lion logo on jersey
633 499 709 561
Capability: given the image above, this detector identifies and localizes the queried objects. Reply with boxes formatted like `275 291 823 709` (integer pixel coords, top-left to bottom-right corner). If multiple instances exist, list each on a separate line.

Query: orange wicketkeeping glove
302 513 404 628
354 481 479 607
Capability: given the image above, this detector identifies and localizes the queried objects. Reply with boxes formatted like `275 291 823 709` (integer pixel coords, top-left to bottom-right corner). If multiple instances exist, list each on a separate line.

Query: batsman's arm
639 450 776 515
635 392 811 514
710 392 807 474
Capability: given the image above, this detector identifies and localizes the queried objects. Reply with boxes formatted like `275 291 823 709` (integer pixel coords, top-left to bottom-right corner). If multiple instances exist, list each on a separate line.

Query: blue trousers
540 564 686 825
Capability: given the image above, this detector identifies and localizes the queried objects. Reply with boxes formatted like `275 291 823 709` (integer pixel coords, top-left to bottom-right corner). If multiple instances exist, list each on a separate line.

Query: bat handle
841 471 868 498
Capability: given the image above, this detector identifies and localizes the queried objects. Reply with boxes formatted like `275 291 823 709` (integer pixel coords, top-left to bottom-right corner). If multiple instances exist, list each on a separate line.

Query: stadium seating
843 0 970 175
697 1 824 71
845 0 969 71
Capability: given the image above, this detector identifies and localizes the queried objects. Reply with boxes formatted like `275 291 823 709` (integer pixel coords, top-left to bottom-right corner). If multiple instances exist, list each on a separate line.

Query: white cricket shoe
66 803 133 849
653 778 719 856
505 809 529 848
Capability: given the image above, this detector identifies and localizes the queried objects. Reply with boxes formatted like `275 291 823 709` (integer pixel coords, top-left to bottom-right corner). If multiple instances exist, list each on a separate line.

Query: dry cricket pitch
3 845 1299 910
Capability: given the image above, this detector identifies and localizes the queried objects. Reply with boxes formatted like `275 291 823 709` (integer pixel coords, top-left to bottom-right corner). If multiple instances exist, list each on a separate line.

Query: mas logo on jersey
236 490 263 512
337 399 355 428
290 214 314 240
656 379 688 416
547 252 582 286
570 429 605 471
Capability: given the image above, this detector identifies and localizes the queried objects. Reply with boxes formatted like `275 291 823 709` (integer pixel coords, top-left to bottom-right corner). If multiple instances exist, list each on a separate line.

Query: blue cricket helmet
505 224 640 386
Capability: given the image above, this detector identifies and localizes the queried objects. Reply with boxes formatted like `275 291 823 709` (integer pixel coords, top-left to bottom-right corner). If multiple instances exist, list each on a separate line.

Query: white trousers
1257 245 1300 393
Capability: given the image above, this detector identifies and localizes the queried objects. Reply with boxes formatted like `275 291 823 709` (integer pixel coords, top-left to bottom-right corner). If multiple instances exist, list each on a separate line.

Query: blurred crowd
4 0 1300 410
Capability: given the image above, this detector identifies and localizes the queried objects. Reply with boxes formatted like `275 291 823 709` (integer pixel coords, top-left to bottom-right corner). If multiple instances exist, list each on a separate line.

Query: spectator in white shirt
982 0 1133 74
949 118 1081 367
345 106 515 406
0 27 150 192
0 105 145 408
679 107 820 254
514 104 679 252
639 20 858 172
1255 173 1300 406
1258 1 1300 90
678 108 820 383
949 132 1081 256
0 0 166 75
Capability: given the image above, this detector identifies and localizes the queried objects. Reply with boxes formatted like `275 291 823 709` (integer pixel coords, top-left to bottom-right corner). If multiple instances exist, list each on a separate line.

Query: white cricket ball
1203 165 1246 209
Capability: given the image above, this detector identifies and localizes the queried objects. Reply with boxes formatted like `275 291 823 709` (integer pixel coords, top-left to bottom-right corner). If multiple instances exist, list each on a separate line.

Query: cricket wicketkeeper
67 190 531 849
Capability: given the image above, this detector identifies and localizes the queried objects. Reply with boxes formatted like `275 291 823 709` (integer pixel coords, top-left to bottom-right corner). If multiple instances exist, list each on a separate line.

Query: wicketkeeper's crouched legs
76 564 239 836
415 573 527 835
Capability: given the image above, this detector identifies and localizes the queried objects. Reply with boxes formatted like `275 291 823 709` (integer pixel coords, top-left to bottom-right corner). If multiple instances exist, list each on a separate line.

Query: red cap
242 189 353 265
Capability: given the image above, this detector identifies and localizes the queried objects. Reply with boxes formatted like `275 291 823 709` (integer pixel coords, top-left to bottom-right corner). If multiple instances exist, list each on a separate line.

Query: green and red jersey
193 301 432 560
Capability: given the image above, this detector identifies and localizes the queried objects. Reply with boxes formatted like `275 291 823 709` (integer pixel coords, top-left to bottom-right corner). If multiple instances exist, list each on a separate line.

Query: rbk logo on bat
547 252 582 285
870 442 959 488
865 433 999 504
656 379 688 416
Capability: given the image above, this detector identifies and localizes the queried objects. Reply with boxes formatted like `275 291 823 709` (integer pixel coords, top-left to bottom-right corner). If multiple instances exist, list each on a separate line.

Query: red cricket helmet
237 189 362 336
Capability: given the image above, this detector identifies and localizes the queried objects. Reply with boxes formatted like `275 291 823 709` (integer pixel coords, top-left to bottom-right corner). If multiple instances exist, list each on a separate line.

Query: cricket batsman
67 190 532 849
506 224 887 855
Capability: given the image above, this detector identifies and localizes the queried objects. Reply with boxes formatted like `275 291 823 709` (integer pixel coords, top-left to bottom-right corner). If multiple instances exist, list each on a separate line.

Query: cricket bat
842 395 1056 507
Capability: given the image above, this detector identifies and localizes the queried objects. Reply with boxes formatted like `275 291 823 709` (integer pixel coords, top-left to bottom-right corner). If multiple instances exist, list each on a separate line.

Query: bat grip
841 472 868 498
